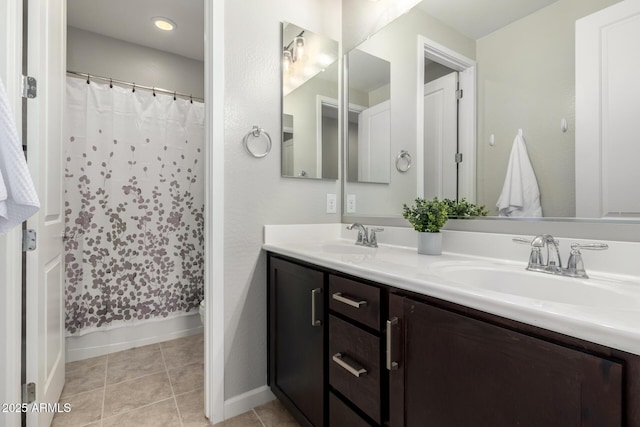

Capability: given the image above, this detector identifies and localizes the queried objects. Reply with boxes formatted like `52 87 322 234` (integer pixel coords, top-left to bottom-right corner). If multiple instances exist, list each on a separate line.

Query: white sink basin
431 262 640 310
320 243 376 255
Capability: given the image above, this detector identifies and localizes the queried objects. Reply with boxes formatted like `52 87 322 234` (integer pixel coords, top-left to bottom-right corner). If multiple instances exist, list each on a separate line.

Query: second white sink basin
431 262 640 310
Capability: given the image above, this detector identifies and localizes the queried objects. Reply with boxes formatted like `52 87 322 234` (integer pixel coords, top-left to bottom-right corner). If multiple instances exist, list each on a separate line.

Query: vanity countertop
263 224 640 356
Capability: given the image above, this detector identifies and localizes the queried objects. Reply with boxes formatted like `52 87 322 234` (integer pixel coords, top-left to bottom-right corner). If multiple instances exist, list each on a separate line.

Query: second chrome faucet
347 223 384 248
513 234 608 279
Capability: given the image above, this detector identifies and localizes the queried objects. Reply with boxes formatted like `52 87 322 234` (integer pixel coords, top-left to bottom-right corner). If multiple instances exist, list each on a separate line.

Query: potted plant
442 198 488 219
402 197 449 255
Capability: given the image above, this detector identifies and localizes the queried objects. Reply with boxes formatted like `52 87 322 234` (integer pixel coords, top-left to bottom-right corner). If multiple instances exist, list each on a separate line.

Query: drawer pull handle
332 353 367 378
332 292 367 309
386 317 399 371
311 288 322 327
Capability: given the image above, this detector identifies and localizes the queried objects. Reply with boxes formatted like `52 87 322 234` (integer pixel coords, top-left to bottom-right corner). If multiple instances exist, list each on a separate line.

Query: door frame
0 1 25 425
416 35 476 202
205 0 226 422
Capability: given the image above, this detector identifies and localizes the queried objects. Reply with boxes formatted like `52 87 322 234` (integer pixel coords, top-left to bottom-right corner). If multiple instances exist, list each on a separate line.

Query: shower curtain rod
66 70 205 102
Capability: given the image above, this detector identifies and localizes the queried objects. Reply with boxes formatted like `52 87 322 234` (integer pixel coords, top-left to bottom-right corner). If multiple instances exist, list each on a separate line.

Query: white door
25 0 66 425
576 0 640 218
357 99 391 183
423 71 457 200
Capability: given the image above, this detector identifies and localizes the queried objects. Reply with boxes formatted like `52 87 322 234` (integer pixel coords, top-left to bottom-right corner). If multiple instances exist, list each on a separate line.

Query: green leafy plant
442 198 488 219
402 197 449 233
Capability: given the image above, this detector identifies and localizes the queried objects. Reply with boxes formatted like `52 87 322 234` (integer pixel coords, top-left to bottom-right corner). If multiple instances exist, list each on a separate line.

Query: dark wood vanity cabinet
268 253 639 427
388 293 627 427
268 257 326 427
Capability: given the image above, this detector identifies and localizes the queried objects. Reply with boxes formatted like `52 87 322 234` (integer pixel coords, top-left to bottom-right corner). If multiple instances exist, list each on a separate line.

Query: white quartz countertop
263 225 640 356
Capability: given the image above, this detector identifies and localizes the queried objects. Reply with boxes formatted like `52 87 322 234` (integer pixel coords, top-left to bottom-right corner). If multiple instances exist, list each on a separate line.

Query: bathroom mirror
346 49 391 184
281 22 339 180
342 0 626 220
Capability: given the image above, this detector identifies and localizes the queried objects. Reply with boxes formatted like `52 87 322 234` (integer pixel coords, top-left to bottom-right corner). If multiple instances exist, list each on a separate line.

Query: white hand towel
496 131 542 217
0 77 40 235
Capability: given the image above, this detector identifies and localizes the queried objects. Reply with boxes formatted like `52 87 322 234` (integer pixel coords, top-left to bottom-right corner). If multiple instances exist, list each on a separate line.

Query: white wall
67 27 204 98
344 7 475 217
342 0 422 52
223 0 341 399
476 0 621 217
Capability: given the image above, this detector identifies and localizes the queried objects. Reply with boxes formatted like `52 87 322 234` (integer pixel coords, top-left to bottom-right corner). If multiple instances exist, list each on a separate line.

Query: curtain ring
109 78 113 89
190 95 193 104
153 87 156 97
173 91 177 101
132 83 136 93
86 74 90 84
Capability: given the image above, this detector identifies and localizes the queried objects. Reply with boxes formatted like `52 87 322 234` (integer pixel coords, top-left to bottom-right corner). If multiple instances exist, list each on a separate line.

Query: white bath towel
0 77 40 235
496 131 542 217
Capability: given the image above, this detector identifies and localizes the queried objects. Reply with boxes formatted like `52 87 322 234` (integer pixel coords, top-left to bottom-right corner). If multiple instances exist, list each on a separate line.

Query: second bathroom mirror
281 22 339 180
346 49 391 184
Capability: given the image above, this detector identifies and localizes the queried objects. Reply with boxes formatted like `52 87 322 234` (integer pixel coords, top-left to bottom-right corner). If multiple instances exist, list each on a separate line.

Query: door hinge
22 382 36 404
22 76 37 99
455 89 463 100
455 153 463 163
22 229 37 251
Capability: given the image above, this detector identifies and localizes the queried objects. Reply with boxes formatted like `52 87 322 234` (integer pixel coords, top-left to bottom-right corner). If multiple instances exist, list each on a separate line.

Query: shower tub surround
263 223 640 356
63 77 205 355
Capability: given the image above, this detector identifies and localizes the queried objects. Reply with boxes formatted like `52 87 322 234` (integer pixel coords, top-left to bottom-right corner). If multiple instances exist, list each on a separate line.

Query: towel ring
395 150 412 173
242 126 272 158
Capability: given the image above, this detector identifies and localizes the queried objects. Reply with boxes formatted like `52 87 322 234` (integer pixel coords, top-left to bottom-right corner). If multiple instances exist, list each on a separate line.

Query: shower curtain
63 77 205 336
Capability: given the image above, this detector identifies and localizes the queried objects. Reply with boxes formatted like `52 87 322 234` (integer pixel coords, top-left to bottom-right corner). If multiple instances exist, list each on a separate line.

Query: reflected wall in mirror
347 49 391 184
342 0 625 219
281 22 339 180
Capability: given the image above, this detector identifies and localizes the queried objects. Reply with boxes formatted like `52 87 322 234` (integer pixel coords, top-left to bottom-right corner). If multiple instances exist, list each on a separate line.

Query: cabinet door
389 295 623 427
269 257 325 427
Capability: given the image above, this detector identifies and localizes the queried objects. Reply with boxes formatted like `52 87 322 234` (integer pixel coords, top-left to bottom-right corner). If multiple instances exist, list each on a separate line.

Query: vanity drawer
329 315 381 423
329 392 374 427
329 275 380 330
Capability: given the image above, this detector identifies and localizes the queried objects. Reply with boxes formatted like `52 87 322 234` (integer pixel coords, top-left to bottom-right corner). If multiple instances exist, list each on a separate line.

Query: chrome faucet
346 223 383 248
513 234 608 278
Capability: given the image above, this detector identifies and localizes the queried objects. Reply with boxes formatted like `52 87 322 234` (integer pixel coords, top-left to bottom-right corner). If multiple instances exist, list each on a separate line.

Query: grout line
100 354 108 425
100 397 176 424
161 340 185 427
253 408 267 427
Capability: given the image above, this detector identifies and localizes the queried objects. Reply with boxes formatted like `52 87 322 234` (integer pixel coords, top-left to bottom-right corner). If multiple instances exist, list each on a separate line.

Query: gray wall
223 0 341 399
67 27 204 98
476 0 621 217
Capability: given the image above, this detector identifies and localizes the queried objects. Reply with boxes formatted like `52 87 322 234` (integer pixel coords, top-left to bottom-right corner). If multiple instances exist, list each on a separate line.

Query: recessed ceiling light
153 17 176 31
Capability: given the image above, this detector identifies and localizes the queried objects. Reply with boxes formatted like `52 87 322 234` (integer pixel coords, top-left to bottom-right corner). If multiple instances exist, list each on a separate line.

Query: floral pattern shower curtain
64 77 205 336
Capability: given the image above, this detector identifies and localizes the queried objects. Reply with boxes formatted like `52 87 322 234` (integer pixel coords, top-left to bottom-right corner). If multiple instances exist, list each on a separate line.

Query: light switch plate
326 193 337 213
347 194 356 213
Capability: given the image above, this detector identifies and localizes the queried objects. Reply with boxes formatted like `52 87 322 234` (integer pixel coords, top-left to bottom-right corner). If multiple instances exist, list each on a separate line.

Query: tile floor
52 333 298 427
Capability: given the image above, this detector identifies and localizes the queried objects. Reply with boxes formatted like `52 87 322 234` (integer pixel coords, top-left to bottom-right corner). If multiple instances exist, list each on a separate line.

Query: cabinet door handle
311 288 322 327
332 353 367 377
386 317 399 370
332 292 367 309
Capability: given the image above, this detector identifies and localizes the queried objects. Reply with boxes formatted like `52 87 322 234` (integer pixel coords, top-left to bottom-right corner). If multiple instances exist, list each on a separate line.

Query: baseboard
66 313 202 362
223 385 275 419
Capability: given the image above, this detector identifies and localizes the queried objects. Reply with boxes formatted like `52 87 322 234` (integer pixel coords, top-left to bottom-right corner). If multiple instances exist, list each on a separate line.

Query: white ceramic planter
417 231 442 255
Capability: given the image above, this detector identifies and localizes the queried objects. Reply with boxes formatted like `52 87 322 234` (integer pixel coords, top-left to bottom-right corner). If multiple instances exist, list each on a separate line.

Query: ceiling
67 0 204 61
418 0 559 40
